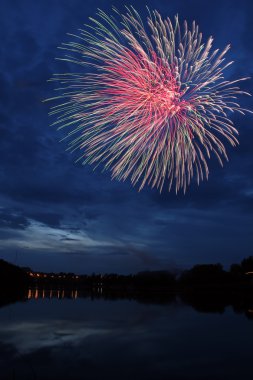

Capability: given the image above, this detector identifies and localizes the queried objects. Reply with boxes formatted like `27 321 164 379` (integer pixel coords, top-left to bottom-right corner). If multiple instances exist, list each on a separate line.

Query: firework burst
47 7 251 192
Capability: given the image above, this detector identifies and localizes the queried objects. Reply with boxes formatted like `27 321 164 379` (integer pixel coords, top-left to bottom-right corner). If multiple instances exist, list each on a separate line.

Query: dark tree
240 256 253 273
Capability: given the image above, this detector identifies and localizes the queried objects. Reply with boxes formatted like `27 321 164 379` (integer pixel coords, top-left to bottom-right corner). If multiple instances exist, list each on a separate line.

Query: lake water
0 291 253 380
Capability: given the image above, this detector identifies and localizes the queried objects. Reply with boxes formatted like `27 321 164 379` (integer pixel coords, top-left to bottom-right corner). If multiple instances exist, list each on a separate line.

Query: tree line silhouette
1 256 253 292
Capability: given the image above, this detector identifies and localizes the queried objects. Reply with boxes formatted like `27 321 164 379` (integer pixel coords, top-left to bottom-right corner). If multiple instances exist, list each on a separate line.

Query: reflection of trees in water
180 291 253 318
1 285 253 320
0 293 26 309
15 286 251 320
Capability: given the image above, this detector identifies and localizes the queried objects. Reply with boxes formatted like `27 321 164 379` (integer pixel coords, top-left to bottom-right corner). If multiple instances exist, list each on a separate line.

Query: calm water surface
0 291 252 380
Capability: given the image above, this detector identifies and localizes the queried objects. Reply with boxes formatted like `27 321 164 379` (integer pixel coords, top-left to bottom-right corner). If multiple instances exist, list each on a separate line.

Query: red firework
47 7 251 192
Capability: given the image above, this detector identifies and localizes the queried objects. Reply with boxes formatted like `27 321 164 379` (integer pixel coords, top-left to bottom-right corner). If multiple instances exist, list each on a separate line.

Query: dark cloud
26 212 62 227
60 237 78 241
0 209 30 230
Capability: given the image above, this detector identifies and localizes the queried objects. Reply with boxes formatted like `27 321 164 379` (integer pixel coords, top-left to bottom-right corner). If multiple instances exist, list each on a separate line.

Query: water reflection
27 287 112 300
24 287 253 318
27 288 77 300
0 290 253 380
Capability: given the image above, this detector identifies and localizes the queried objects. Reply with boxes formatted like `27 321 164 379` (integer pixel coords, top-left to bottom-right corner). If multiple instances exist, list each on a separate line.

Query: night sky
0 0 252 274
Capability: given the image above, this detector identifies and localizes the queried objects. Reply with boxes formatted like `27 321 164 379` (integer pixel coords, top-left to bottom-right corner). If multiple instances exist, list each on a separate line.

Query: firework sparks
47 7 251 192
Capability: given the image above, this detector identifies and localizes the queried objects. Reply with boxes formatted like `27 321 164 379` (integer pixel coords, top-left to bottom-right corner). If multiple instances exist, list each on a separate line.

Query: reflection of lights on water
27 288 80 300
27 289 32 299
